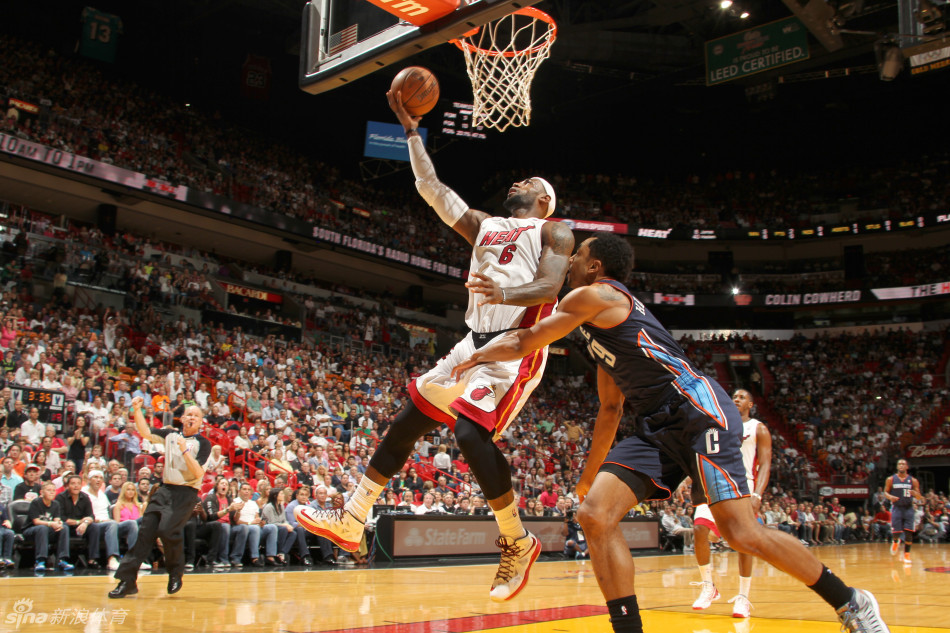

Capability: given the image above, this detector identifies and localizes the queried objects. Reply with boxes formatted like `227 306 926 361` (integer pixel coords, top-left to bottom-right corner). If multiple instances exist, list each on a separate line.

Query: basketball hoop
450 7 556 133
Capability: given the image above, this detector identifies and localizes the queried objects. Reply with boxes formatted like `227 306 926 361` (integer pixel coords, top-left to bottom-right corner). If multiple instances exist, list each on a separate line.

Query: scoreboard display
441 102 487 140
11 386 67 431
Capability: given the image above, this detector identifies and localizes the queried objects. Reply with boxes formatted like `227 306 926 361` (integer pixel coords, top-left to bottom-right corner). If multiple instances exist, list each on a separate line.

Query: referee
109 396 211 598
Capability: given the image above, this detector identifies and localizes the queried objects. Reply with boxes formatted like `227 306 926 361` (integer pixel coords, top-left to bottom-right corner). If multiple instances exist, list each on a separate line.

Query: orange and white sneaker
489 532 541 602
691 581 721 610
728 594 753 618
902 553 912 565
294 505 364 553
890 541 900 556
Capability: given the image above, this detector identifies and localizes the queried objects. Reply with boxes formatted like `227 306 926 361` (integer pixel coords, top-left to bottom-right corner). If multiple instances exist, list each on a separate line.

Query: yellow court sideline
0 543 947 633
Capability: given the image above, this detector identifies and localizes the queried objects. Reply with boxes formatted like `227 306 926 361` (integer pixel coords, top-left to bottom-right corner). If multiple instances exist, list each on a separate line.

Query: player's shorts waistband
471 328 521 350
161 482 202 492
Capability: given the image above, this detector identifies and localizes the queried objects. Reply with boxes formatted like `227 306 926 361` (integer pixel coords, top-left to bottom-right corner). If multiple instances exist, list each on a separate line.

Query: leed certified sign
705 16 809 85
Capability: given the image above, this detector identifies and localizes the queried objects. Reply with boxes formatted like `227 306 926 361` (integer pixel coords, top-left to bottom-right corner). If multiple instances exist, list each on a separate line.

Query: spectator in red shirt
452 453 470 474
872 505 892 541
538 481 558 509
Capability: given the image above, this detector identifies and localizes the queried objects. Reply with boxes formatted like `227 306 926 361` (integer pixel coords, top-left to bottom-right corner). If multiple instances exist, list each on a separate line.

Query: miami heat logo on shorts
470 386 495 401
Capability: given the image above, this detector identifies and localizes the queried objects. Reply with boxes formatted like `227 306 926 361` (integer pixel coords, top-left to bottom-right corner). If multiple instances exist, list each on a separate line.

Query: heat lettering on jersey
633 297 646 315
478 226 535 247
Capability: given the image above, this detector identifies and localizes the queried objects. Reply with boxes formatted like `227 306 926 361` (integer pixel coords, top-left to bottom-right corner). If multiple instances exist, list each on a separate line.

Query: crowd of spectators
625 243 950 296
656 487 950 553
0 36 470 272
485 156 950 231
761 329 947 483
4 34 950 288
1 34 949 573
0 216 948 572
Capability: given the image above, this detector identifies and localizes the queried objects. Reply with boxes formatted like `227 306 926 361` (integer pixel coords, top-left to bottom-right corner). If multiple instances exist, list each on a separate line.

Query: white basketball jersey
465 216 554 332
740 418 762 489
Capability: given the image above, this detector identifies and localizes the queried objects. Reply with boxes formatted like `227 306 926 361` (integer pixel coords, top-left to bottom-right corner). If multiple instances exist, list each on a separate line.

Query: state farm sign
389 516 658 557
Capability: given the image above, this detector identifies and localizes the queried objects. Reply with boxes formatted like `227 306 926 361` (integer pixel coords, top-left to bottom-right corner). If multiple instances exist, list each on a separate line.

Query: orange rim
450 7 556 58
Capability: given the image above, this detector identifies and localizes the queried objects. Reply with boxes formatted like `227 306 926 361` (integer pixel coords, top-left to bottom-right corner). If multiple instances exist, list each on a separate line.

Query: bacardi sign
221 283 283 304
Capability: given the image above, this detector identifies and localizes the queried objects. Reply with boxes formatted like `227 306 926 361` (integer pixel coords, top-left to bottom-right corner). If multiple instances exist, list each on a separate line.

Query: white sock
698 563 713 585
739 575 751 598
344 477 385 522
494 499 526 540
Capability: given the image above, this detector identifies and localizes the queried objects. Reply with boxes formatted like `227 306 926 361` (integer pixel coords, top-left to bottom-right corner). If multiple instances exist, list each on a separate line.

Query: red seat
200 481 215 495
104 428 120 459
132 454 156 472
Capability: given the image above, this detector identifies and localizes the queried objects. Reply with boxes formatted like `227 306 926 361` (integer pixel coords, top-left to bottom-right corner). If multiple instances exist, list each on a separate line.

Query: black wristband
406 127 419 137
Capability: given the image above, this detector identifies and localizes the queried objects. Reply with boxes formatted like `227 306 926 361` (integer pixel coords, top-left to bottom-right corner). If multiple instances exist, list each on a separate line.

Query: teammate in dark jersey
884 458 922 564
453 234 890 633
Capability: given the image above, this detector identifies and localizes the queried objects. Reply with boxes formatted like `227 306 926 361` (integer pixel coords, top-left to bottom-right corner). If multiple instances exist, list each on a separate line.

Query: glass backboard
299 0 540 94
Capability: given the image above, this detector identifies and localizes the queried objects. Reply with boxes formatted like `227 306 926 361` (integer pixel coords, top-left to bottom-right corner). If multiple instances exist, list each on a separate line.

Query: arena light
740 11 750 18
875 40 903 81
732 287 740 294
720 0 734 8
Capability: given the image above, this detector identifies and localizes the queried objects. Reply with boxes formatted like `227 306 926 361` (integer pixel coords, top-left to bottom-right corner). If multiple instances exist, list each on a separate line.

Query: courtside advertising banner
387 516 658 557
818 485 870 499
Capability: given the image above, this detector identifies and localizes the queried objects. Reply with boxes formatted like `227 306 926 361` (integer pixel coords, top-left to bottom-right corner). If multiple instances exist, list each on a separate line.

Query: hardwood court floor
1 543 947 632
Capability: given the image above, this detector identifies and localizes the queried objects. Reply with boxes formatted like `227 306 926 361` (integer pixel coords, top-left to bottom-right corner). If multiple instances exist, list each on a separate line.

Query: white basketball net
452 8 556 133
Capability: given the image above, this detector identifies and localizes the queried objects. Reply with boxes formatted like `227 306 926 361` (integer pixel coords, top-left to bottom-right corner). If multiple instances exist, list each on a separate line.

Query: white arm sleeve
408 135 468 227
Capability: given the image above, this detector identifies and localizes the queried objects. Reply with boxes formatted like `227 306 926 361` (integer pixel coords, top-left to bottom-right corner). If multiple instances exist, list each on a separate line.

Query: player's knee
718 522 767 556
454 416 489 452
576 500 609 537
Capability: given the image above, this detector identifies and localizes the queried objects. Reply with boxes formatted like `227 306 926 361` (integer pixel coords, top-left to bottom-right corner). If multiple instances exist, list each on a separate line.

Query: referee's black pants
115 484 198 582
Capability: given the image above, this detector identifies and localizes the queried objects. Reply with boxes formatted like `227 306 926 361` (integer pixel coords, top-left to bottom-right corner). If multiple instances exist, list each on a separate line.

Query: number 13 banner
80 7 123 64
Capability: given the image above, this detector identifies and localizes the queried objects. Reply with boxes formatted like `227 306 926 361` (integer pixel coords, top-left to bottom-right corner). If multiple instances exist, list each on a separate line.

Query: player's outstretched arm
577 366 624 501
387 90 488 245
751 422 773 512
450 284 604 378
130 396 163 444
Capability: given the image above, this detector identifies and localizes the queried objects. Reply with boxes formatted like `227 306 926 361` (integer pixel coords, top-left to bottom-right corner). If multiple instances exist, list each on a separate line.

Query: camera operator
562 508 588 559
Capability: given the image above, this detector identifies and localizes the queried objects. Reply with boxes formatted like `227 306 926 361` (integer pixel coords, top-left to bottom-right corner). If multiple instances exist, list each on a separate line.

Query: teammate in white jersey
296 89 575 603
690 388 772 618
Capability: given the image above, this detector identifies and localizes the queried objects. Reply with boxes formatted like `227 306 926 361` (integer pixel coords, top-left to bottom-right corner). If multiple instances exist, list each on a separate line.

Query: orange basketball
391 66 440 117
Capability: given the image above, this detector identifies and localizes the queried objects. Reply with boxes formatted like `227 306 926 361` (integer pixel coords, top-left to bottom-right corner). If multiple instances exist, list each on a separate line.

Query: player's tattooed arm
501 220 574 307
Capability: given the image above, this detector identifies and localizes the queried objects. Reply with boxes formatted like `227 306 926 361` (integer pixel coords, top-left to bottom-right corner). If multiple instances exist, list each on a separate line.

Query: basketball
391 66 440 116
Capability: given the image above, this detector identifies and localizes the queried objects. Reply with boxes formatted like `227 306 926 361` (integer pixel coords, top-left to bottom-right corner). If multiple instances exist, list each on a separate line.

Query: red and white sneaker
294 505 364 553
691 581 721 610
728 594 753 618
489 532 541 602
902 553 912 565
890 541 900 556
